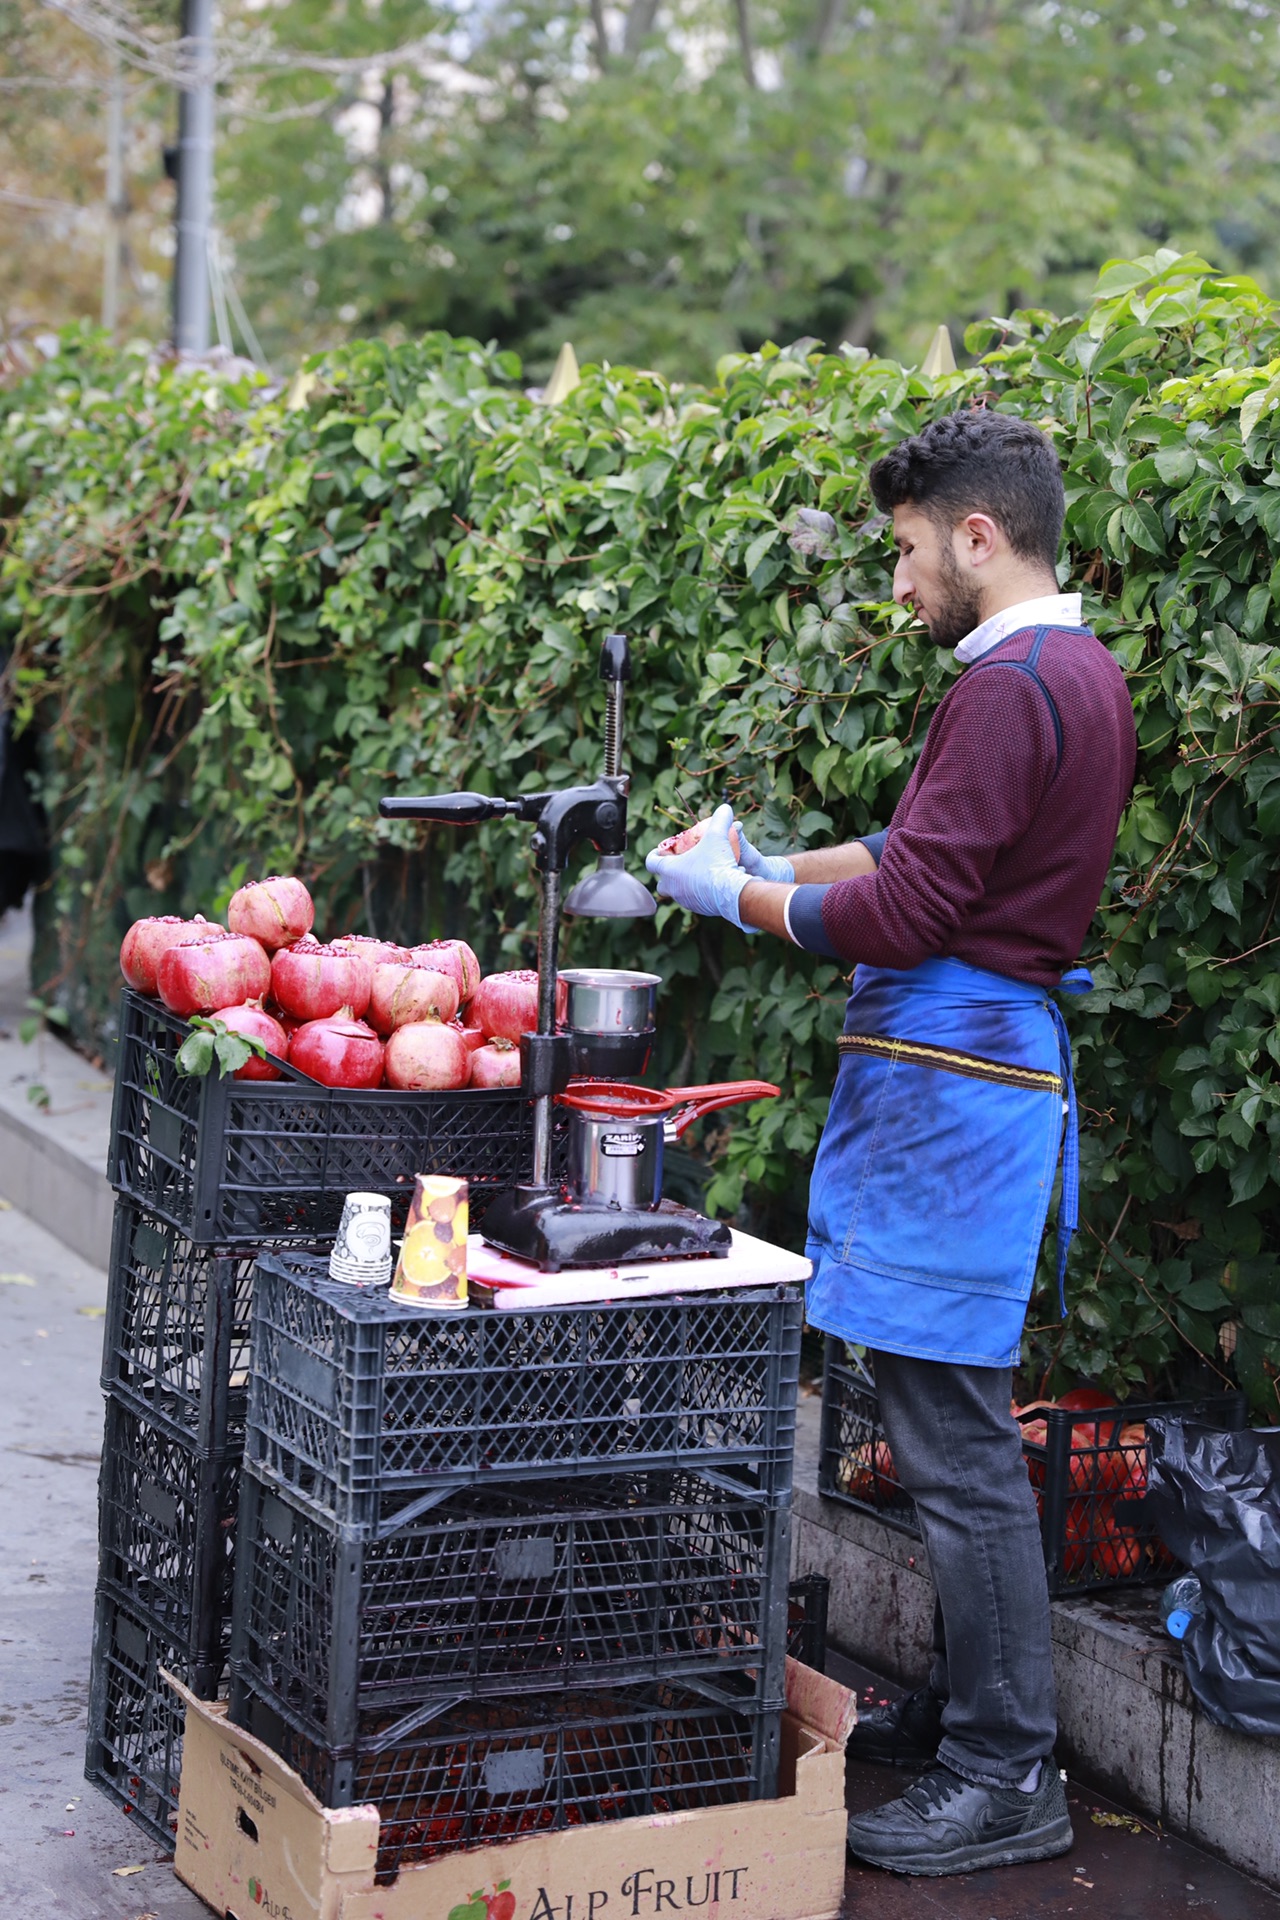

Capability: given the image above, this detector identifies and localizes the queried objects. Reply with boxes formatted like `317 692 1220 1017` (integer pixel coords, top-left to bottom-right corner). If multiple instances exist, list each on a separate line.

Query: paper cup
389 1175 469 1310
330 1192 392 1285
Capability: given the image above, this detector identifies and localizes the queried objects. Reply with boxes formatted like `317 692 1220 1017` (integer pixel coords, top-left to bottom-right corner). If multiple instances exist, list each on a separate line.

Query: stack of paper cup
390 1174 468 1310
328 1192 393 1287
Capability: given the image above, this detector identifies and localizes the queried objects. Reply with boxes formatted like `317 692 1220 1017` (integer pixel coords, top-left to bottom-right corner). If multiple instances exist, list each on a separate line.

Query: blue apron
805 956 1088 1369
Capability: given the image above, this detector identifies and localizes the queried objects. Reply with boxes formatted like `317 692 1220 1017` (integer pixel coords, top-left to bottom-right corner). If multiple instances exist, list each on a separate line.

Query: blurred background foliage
3 0 1280 376
3 251 1280 1416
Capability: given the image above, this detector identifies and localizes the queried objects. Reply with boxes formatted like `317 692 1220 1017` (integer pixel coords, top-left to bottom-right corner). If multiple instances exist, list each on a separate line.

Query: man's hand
645 804 751 929
735 822 796 884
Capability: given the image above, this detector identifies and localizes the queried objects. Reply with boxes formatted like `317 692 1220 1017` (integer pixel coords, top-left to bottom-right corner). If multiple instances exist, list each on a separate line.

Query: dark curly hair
868 410 1064 572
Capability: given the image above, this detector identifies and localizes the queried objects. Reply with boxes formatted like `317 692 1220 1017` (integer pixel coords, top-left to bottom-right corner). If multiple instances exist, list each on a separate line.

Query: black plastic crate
233 1676 781 1880
819 1339 1248 1596
97 1391 238 1691
85 1585 188 1850
1019 1392 1247 1596
786 1573 829 1673
101 1201 263 1450
109 988 566 1245
247 1254 803 1525
229 1466 791 1735
817 1342 919 1536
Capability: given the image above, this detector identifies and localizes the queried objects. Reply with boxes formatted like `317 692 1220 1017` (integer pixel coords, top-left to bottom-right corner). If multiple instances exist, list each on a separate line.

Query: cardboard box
170 1659 854 1920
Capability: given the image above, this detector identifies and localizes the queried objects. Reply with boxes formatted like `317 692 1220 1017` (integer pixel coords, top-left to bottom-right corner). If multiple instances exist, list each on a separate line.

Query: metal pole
529 867 562 1187
173 0 215 355
101 50 124 334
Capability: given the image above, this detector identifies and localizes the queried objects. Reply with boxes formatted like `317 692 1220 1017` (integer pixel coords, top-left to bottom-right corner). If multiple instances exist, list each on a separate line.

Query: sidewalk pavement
0 1201 205 1917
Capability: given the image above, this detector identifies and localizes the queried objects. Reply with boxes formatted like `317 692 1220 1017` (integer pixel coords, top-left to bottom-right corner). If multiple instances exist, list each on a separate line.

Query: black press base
480 1186 732 1272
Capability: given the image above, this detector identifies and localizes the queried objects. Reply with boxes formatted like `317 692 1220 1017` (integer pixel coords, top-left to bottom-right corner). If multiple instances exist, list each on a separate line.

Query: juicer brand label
601 1131 645 1157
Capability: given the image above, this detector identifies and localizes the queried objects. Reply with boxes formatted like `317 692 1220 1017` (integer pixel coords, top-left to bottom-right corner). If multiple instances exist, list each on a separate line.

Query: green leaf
1120 500 1165 555
176 1031 216 1078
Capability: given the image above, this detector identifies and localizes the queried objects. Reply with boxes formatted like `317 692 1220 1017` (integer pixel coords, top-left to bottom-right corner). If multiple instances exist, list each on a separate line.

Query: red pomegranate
453 1019 486 1054
469 1038 522 1088
227 875 315 952
330 934 412 969
157 935 271 1017
271 942 372 1022
119 915 226 996
384 1020 471 1090
411 939 482 1005
288 1009 385 1088
368 960 460 1035
214 1001 289 1081
470 969 566 1043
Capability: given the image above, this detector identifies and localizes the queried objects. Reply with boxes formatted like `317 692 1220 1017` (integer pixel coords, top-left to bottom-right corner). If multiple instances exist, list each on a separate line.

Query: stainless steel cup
567 1112 664 1209
559 968 661 1035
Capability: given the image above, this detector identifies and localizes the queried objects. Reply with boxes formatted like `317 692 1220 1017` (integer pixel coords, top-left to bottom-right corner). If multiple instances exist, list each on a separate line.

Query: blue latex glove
735 821 795 884
645 804 751 930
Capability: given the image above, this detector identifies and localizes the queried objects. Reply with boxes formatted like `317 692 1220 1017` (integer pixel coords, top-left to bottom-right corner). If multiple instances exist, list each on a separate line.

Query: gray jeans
872 1348 1057 1787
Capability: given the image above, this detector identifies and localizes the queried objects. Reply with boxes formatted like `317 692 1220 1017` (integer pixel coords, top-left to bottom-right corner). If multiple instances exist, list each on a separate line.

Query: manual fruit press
379 633 776 1270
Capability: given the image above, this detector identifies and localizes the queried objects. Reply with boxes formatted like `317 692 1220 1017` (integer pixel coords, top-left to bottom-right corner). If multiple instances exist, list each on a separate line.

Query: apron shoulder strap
968 624 1064 773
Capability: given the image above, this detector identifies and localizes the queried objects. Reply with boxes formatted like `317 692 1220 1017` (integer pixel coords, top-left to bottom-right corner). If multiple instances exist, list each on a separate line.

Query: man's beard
925 543 984 651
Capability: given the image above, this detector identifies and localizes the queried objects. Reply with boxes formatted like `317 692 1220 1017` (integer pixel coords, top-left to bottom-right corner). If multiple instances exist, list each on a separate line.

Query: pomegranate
470 1038 522 1088
227 875 315 952
271 942 372 1022
654 817 742 859
214 1000 289 1082
289 1008 385 1088
470 969 566 1043
331 934 412 969
119 915 226 996
368 960 460 1035
453 1019 486 1054
411 939 482 1005
384 1020 471 1090
157 935 271 1017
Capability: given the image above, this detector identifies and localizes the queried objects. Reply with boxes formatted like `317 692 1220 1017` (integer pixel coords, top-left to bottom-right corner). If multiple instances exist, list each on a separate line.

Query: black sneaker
846 1760 1074 1877
845 1685 945 1769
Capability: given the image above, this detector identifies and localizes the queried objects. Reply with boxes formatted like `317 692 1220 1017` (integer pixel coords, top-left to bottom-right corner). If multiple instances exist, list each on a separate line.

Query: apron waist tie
1050 967 1092 1316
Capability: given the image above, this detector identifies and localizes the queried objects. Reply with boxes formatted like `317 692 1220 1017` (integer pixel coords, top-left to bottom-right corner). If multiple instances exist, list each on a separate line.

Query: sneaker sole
847 1813 1074 1877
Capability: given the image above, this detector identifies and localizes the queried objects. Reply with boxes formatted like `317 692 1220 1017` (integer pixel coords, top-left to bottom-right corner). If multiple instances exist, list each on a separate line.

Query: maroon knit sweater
790 625 1136 987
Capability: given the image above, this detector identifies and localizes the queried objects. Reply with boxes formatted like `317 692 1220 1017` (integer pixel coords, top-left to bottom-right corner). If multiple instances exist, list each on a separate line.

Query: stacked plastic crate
228 1252 804 1882
87 988 561 1847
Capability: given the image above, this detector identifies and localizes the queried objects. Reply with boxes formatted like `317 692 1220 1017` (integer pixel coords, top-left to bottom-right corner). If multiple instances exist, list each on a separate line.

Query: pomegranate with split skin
384 1019 471 1090
470 969 566 1043
271 942 373 1022
288 1009 385 1088
157 934 271 1017
330 934 413 969
368 960 460 1035
469 1038 522 1088
411 939 482 1005
119 915 226 996
228 875 315 952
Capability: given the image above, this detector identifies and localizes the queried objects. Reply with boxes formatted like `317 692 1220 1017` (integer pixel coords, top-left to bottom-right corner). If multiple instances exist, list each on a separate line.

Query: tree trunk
622 0 662 57
589 0 612 68
375 75 395 225
732 0 759 86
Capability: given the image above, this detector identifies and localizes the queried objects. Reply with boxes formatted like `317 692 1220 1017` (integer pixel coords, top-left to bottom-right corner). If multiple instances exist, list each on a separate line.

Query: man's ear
954 512 1000 568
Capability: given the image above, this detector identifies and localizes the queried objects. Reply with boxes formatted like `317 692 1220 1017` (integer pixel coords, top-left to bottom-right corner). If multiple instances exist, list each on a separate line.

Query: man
645 409 1136 1878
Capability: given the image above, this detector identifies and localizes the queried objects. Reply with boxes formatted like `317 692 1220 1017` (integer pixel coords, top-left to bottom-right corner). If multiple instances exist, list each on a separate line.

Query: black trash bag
1146 1418 1280 1738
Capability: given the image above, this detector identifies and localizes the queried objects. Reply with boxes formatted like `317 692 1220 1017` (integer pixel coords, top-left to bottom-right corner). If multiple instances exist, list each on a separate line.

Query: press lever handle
379 791 526 824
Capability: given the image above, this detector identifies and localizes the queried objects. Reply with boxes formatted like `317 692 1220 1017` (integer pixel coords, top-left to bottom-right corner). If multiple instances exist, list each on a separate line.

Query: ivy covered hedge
3 249 1280 1414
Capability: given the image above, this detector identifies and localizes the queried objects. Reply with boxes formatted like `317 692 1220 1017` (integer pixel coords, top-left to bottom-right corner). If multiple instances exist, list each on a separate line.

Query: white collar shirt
954 592 1084 665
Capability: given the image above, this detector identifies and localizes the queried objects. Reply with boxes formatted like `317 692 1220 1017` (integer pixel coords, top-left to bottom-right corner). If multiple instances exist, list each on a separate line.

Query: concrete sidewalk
0 1202 205 1918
